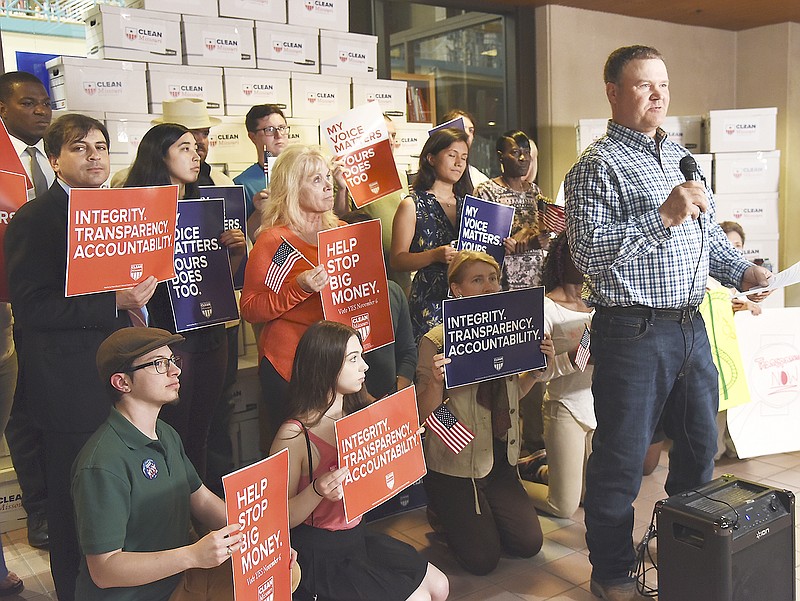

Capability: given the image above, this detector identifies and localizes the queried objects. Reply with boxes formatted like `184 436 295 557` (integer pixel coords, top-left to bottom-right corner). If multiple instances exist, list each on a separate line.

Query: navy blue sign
199 185 247 289
457 195 514 267
168 198 239 331
442 287 545 388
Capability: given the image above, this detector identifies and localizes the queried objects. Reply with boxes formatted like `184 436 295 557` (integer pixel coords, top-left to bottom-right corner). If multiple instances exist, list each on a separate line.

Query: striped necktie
127 308 147 327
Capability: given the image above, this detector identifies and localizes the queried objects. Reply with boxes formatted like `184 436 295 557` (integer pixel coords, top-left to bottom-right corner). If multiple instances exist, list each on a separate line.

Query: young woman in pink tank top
270 320 449 601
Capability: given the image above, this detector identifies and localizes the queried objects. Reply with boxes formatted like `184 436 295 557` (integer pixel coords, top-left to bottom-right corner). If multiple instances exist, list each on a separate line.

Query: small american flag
541 202 566 234
425 402 474 454
575 324 591 372
265 239 304 293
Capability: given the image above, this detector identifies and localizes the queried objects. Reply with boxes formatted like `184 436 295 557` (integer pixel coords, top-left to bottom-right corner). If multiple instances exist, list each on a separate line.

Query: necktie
25 147 48 198
127 308 147 327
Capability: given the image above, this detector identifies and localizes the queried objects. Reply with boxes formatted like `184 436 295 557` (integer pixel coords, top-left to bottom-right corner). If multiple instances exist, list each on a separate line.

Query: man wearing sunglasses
72 327 244 601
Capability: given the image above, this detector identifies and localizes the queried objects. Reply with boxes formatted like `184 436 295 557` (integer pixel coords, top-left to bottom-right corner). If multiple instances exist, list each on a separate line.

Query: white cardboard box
707 107 777 153
85 5 182 65
395 121 431 158
126 0 217 18
105 112 157 167
740 236 779 273
351 78 407 119
230 417 261 468
662 115 704 152
223 67 291 117
714 192 779 237
287 116 320 146
219 0 286 22
714 151 780 194
47 56 148 113
255 21 319 74
320 30 377 77
225 365 260 423
147 63 224 115
182 15 255 69
206 116 257 165
0 464 25 534
576 118 607 155
288 0 348 32
290 72 351 120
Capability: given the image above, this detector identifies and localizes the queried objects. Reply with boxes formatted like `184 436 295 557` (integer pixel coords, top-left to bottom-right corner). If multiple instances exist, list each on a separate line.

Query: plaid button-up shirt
565 120 750 308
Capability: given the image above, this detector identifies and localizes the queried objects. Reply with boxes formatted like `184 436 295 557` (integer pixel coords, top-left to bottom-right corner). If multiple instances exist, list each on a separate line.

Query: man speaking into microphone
564 45 771 601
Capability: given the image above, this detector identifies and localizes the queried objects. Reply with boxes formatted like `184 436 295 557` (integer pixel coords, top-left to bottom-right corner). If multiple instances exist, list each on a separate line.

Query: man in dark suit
4 113 157 601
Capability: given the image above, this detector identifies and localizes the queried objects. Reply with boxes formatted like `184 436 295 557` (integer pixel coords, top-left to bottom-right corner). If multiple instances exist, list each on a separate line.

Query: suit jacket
5 182 127 432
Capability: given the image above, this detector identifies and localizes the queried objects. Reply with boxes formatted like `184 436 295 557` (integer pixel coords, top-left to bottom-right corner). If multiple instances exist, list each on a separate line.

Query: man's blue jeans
585 309 718 583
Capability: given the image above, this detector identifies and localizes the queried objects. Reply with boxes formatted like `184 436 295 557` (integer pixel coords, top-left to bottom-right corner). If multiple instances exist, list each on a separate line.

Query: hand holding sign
432 353 451 383
191 522 243 568
313 466 349 502
437 244 458 265
115 275 158 310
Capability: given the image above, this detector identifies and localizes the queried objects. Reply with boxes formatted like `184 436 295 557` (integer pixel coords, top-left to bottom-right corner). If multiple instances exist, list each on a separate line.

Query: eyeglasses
128 355 182 374
253 125 290 137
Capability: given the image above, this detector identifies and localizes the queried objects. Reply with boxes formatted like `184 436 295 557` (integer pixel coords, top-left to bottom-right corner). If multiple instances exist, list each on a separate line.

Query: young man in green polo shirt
71 327 243 601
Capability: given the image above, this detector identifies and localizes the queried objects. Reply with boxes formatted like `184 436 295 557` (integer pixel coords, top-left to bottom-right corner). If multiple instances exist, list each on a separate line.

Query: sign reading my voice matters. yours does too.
322 102 402 209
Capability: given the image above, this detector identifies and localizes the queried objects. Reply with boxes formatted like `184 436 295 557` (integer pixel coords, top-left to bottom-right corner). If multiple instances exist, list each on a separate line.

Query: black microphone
679 155 705 230
679 155 701 181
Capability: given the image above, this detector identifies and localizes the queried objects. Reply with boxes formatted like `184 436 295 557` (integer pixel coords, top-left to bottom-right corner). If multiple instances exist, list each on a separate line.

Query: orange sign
0 170 28 301
334 387 426 523
322 103 402 208
65 186 178 296
222 448 292 601
318 220 394 352
0 119 32 190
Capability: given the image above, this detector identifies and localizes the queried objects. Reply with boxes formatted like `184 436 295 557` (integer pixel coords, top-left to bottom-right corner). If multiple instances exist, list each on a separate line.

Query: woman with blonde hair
416 250 552 575
241 144 341 447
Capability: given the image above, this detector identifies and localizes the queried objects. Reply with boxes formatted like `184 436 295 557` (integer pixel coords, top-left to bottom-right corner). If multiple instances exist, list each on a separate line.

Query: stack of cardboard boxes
707 108 781 308
45 0 422 186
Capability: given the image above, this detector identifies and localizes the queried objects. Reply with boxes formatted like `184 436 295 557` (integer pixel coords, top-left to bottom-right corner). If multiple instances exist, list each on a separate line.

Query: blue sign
457 194 514 267
199 184 247 289
168 198 239 331
442 287 545 388
15 52 58 98
428 116 465 136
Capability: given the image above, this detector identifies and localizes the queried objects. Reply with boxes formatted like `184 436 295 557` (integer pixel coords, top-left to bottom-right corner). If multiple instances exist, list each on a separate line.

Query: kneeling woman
270 321 449 601
416 251 552 575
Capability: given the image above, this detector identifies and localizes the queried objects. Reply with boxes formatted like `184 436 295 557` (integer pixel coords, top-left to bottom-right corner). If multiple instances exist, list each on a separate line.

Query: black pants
257 356 289 452
45 430 93 601
160 341 228 480
6 397 47 517
424 441 544 575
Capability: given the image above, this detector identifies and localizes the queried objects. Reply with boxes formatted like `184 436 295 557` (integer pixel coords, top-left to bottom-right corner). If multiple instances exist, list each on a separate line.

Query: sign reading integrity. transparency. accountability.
442 287 546 388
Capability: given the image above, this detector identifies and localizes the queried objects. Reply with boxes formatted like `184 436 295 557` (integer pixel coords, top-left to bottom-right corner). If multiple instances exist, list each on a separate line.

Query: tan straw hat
151 97 221 129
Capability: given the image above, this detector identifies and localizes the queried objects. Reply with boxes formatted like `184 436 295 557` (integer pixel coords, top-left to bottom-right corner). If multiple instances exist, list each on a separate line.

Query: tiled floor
4 449 800 600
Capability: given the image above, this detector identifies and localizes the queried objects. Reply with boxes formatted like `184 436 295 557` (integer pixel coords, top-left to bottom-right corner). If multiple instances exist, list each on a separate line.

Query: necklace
500 175 529 194
437 193 456 207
